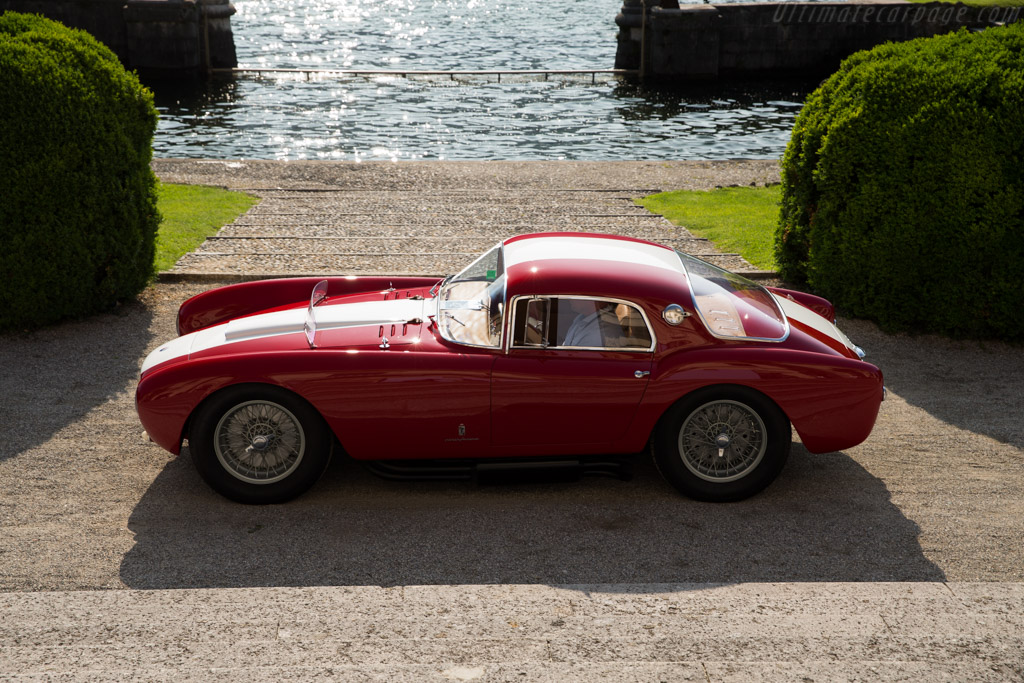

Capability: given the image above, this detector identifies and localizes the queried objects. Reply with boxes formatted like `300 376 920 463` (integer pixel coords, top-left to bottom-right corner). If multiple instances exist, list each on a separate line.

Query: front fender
136 350 346 455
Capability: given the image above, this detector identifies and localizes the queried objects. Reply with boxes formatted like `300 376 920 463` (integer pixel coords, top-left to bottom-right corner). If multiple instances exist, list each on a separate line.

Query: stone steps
170 252 755 278
194 237 718 255
244 206 659 216
230 216 667 228
163 173 767 280
216 225 707 239
243 196 656 212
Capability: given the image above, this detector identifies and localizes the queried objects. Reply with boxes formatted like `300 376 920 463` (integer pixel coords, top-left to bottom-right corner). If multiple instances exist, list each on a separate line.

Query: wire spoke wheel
654 387 790 502
191 385 333 504
677 399 767 483
214 400 305 485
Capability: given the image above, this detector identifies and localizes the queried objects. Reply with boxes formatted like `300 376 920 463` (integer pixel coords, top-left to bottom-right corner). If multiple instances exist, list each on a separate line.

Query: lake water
151 0 811 161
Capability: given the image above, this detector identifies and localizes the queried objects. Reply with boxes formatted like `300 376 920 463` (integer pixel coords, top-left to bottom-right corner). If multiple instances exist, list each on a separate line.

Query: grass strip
155 183 259 273
636 185 780 270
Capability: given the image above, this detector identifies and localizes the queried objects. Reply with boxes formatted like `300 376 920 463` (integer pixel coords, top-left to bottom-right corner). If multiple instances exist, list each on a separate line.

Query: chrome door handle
634 370 650 378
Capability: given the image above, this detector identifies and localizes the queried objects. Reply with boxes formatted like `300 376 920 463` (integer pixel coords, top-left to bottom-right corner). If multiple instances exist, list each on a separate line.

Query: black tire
652 386 790 502
189 384 333 504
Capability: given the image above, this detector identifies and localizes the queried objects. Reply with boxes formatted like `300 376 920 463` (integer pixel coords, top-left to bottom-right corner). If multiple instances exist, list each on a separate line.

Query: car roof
502 232 690 304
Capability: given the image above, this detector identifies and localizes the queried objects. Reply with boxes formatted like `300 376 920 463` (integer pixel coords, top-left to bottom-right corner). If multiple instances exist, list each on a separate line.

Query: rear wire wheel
653 386 790 502
189 385 333 504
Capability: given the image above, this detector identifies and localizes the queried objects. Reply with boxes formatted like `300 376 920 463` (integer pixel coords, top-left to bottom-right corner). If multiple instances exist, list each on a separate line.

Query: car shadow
0 300 154 464
839 317 1024 450
120 442 943 589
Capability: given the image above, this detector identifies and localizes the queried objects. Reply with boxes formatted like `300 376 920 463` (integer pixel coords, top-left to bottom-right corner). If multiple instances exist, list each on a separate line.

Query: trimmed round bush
0 12 159 332
776 24 1024 340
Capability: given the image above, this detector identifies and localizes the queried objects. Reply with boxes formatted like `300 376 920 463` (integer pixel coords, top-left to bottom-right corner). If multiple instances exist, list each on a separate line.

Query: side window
512 297 653 351
511 297 551 347
613 302 654 349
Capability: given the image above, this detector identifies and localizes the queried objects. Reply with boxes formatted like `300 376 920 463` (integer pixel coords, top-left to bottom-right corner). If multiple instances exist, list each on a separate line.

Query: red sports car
137 232 884 504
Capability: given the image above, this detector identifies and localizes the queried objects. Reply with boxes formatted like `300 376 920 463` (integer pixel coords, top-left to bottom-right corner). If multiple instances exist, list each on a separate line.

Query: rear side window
511 296 654 351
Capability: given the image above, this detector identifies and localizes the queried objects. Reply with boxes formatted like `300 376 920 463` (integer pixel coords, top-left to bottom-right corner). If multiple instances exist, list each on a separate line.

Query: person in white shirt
562 301 622 347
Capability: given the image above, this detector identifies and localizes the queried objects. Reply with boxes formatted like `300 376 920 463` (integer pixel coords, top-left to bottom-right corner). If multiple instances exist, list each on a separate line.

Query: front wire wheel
190 385 333 504
214 400 306 485
654 387 790 502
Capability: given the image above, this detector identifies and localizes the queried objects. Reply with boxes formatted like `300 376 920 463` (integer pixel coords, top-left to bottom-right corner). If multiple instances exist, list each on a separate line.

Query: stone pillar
614 0 645 72
198 0 237 70
124 0 202 75
649 6 721 80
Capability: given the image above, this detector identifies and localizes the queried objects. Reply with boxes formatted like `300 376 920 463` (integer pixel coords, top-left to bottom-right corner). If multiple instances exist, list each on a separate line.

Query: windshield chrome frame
675 251 790 344
505 294 657 354
434 243 508 350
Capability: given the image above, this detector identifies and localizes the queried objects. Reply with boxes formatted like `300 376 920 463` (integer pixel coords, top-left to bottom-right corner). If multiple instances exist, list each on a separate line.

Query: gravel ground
2 152 1023 588
2 161 1022 588
1 160 1022 678
1 278 1023 589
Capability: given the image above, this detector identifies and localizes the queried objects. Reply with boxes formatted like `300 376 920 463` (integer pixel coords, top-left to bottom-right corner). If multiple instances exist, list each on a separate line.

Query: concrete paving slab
1 584 1021 680
153 159 783 192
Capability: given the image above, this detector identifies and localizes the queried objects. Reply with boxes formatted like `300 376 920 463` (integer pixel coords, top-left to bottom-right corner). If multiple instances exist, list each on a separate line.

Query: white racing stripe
141 298 427 375
504 235 683 274
774 295 858 354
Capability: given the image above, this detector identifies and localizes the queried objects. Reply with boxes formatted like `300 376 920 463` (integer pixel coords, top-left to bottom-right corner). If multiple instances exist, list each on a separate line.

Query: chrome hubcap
249 435 271 452
214 400 305 485
678 400 767 483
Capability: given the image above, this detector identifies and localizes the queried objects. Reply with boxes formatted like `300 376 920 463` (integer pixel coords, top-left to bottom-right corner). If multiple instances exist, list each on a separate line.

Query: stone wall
616 1 1022 81
0 0 236 77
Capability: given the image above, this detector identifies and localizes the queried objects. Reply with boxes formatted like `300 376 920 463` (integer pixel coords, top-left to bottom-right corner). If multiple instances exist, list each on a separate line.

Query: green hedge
776 24 1024 340
0 12 159 332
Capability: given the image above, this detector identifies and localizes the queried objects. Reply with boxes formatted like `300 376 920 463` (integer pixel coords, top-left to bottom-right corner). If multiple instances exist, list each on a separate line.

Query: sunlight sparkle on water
152 0 809 160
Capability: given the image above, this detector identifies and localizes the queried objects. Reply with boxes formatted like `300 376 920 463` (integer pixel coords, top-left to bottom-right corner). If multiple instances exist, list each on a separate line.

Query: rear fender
766 286 835 323
624 347 883 454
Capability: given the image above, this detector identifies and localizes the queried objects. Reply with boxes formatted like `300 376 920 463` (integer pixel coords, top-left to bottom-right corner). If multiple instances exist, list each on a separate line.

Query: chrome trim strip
505 294 657 354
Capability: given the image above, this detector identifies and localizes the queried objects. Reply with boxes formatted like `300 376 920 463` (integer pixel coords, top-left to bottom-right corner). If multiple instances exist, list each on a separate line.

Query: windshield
676 251 788 341
437 244 506 347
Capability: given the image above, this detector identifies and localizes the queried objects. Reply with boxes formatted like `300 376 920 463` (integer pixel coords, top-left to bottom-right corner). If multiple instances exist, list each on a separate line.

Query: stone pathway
154 160 779 281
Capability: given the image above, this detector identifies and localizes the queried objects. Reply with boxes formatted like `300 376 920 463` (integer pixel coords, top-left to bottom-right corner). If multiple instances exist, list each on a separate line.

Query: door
312 349 496 460
490 296 654 450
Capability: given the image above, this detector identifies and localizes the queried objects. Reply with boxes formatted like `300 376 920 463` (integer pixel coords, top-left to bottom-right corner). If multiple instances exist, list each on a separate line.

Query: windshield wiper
444 312 466 327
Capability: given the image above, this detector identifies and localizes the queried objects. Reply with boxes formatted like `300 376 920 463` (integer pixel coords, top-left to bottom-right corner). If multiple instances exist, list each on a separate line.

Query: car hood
141 297 429 375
